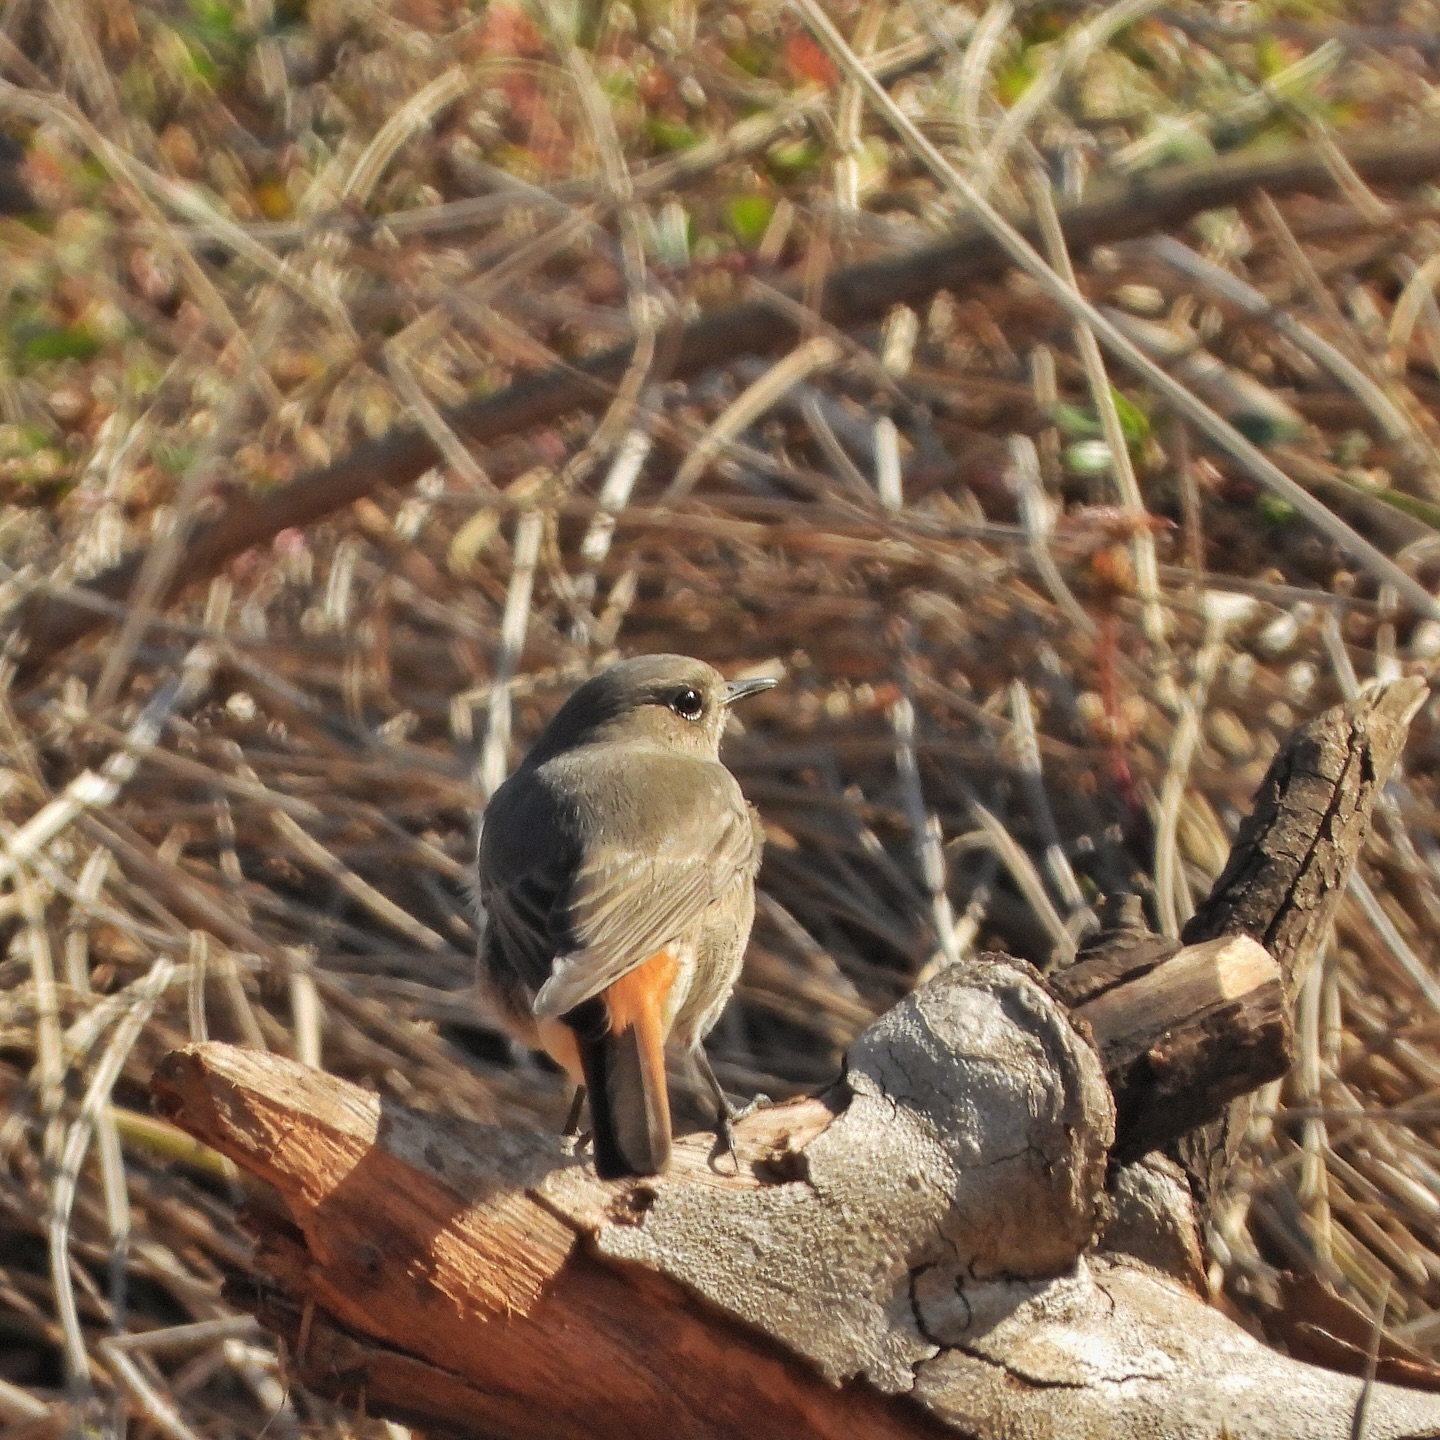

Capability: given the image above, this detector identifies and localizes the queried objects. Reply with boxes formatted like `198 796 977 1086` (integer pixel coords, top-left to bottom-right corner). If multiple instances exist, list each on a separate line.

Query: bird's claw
711 1092 774 1174
727 1092 773 1122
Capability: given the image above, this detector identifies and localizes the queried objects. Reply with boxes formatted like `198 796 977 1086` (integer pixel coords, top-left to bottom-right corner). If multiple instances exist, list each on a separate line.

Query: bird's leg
561 1085 591 1153
692 1050 771 1174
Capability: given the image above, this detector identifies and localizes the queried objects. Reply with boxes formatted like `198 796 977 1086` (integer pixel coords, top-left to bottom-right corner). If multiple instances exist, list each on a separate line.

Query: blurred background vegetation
6 0 1440 1432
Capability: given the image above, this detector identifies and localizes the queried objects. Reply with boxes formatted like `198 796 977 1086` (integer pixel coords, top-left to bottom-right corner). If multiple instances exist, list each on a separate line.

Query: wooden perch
151 681 1439 1439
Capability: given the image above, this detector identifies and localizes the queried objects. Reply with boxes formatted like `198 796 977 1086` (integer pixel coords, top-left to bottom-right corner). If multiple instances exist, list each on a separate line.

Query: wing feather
534 789 759 1018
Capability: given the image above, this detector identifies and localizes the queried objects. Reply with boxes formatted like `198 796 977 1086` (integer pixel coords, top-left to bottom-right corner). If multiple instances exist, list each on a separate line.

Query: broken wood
1063 932 1289 1164
149 680 1438 1439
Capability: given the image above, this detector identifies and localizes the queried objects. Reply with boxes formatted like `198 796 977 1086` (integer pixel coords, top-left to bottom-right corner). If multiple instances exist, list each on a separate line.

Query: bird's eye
670 686 704 720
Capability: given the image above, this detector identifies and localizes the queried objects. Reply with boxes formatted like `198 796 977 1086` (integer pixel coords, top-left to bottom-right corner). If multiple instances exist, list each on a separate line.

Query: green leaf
1110 387 1151 446
647 118 699 153
764 137 824 180
1050 403 1101 439
18 324 100 365
725 194 774 248
1257 494 1297 527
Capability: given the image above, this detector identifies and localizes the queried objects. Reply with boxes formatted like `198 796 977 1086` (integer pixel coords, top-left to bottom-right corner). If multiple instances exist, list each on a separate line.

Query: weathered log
151 971 1434 1440
147 680 1436 1439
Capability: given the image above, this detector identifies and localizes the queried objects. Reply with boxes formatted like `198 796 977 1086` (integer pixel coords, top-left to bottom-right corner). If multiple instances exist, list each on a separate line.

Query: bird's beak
724 675 779 706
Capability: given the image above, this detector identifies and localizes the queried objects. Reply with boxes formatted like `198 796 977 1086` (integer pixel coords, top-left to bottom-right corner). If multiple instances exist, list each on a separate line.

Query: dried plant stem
973 0 1169 192
1347 873 1440 1014
1146 232 1440 485
480 510 545 797
50 957 175 1387
1007 680 1091 923
1029 168 1167 645
956 2 1013 154
270 811 448 953
792 0 1440 621
0 648 217 886
890 693 959 970
1154 608 1232 938
834 0 886 216
666 336 843 499
340 67 470 206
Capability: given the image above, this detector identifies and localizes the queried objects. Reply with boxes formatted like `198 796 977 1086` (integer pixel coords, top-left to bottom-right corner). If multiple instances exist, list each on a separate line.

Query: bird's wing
475 775 575 1000
479 846 571 997
532 780 761 1019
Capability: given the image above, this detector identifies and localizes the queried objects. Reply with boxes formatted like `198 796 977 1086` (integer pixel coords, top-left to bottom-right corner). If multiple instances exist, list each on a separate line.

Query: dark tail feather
566 997 672 1179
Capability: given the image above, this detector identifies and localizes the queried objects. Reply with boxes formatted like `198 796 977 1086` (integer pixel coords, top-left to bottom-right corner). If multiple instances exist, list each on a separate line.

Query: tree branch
1176 675 1428 1208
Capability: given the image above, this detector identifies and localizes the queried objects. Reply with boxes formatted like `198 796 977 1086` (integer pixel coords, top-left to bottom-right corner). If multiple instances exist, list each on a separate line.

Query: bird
475 654 777 1179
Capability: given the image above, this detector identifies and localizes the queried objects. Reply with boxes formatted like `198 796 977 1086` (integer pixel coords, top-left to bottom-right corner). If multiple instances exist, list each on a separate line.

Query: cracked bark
150 681 1440 1440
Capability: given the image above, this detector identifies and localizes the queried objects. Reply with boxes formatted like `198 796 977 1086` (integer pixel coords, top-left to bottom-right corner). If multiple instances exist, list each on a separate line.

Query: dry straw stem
0 648 217 887
480 509 545 798
1006 679 1090 922
889 689 960 969
1142 232 1440 484
956 1 1014 154
19 125 1440 681
1153 601 1240 939
1112 41 1344 175
667 336 843 498
791 0 1440 619
1005 434 1097 635
49 957 175 1388
1028 168 1168 647
973 0 1170 194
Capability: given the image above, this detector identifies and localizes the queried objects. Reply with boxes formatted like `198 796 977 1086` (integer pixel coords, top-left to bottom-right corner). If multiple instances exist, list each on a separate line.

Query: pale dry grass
5 0 1440 1431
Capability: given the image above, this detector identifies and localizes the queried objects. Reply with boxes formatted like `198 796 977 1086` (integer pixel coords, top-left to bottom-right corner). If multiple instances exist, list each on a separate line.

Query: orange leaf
784 33 837 88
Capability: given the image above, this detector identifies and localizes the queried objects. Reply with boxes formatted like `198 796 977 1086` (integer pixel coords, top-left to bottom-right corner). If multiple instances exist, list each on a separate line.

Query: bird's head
525 654 778 763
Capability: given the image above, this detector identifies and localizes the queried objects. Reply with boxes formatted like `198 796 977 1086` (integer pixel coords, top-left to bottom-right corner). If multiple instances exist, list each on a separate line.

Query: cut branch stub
1175 676 1428 1208
1066 934 1289 1163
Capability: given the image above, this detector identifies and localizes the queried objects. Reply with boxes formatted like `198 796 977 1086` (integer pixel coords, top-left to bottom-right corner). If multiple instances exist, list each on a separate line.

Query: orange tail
565 951 677 1179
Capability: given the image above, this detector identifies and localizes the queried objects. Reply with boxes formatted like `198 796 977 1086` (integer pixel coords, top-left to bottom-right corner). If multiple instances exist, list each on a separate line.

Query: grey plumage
474 654 773 1178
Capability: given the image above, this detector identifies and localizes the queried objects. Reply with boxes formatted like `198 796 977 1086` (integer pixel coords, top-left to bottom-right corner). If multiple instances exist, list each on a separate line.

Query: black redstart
475 654 776 1179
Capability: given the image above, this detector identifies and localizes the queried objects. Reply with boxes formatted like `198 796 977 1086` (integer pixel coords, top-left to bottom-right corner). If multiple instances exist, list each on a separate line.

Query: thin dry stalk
889 692 959 971
50 958 175 1387
1029 167 1167 646
973 0 1169 193
667 336 843 499
480 509 545 798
